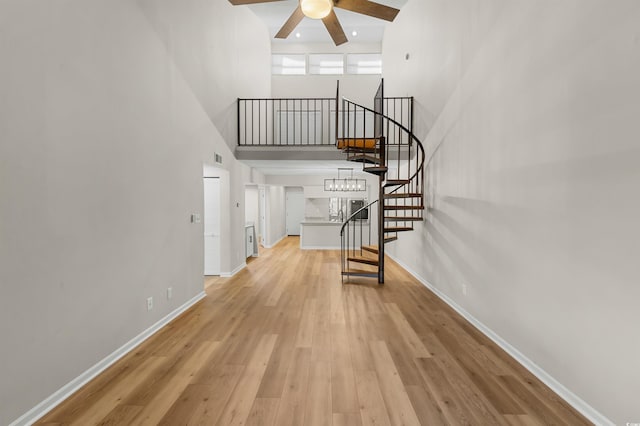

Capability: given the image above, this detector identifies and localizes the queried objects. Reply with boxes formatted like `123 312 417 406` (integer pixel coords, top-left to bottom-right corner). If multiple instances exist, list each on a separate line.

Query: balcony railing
237 98 338 146
237 82 413 147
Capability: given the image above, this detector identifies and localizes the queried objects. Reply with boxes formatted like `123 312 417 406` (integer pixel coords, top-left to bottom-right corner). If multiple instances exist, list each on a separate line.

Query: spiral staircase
338 80 425 284
236 79 425 285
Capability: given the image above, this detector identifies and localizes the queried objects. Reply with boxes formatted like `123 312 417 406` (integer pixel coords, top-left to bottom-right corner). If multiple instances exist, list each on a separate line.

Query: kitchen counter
300 220 369 249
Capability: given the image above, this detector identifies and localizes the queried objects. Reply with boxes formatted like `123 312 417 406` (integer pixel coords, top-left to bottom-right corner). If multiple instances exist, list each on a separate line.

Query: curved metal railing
339 94 426 283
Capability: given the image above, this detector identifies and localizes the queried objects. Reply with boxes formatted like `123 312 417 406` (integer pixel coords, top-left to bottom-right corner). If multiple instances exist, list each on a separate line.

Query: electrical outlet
167 287 173 300
462 283 468 296
147 296 153 311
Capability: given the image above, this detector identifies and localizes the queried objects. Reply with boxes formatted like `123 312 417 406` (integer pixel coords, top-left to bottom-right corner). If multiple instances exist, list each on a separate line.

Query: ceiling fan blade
334 0 400 22
322 10 348 46
228 0 286 5
275 5 305 39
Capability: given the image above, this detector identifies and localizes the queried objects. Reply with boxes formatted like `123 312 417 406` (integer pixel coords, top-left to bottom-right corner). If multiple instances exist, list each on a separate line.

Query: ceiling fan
228 0 400 46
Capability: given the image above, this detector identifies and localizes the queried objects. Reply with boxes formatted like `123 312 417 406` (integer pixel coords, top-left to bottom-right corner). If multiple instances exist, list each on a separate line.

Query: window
271 53 383 75
308 54 344 75
346 53 382 75
272 54 306 75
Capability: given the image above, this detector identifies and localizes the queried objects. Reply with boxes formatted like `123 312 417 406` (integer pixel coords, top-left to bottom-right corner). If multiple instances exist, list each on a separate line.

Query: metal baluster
244 100 248 145
237 99 241 146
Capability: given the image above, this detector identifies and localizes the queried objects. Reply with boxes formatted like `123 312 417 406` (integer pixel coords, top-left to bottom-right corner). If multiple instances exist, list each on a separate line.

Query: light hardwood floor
38 237 591 425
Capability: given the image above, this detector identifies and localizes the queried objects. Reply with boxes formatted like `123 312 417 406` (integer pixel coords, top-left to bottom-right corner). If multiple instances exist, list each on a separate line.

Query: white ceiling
247 0 408 45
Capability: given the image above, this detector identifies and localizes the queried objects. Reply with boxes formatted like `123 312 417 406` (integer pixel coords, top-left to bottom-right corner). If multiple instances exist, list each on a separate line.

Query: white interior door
204 177 220 275
286 190 304 236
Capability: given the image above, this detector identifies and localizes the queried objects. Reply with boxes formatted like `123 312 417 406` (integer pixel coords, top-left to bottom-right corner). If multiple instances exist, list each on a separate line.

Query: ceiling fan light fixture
300 0 333 19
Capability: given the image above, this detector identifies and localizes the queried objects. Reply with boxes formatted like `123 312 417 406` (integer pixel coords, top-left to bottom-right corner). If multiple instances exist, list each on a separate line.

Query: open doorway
285 187 304 236
203 177 221 276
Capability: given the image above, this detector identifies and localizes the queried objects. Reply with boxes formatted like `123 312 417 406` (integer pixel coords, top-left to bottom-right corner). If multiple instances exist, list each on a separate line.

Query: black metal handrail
342 97 426 192
237 97 338 146
340 200 379 282
383 97 413 135
340 199 377 237
237 80 412 148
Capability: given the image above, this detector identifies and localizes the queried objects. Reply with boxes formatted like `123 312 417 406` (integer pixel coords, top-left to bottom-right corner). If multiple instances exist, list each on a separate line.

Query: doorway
204 177 221 275
286 188 304 236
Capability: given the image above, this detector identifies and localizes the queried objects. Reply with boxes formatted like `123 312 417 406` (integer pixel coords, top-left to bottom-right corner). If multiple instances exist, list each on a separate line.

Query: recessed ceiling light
352 30 358 37
295 32 301 38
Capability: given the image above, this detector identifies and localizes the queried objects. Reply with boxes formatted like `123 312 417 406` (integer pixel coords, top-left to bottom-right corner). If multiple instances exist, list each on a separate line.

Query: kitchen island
300 220 370 250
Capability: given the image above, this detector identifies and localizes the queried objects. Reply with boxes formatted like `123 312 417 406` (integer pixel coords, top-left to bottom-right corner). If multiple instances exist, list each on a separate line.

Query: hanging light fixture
300 0 333 19
324 168 366 192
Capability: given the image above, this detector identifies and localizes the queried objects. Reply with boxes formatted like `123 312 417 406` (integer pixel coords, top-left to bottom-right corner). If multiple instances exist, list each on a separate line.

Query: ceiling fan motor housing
300 0 333 20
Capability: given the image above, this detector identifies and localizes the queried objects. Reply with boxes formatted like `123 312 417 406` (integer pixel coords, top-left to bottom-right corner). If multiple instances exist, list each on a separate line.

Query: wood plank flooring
37 237 591 425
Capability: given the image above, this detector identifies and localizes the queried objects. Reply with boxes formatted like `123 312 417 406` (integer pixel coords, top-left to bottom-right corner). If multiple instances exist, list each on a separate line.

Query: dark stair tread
384 227 414 232
384 205 425 210
363 166 388 175
384 216 423 221
341 270 378 278
347 256 380 266
384 193 422 199
383 179 410 187
342 146 379 154
384 236 398 243
361 245 379 254
347 153 381 164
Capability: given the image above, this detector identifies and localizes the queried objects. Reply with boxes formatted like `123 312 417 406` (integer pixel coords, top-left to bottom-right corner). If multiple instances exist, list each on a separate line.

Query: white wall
0 0 270 424
139 0 272 150
264 186 287 247
383 0 640 424
245 185 260 227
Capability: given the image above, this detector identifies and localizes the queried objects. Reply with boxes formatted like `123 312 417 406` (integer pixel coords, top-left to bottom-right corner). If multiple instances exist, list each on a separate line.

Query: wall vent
214 153 223 164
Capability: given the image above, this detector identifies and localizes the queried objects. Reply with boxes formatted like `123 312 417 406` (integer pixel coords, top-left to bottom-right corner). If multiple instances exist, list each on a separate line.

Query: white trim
263 234 286 249
9 291 206 426
386 253 614 426
220 262 246 278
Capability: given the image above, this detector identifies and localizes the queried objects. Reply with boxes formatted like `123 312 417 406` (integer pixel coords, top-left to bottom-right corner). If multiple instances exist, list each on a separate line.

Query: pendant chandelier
324 168 366 192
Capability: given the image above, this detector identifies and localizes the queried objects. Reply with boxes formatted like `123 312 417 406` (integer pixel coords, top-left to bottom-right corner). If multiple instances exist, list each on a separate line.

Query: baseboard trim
221 262 246 278
263 234 285 249
386 253 613 426
9 291 206 426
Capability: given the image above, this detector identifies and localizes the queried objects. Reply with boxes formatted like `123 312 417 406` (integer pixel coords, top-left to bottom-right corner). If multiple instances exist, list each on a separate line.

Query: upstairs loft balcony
235 88 414 163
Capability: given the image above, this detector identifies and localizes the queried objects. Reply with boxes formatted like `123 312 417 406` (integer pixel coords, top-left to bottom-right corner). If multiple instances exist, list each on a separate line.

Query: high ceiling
247 0 409 45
